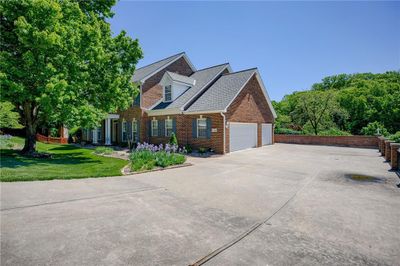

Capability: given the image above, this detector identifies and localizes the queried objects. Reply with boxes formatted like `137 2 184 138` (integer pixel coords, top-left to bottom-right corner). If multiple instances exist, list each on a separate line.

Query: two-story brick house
82 52 276 154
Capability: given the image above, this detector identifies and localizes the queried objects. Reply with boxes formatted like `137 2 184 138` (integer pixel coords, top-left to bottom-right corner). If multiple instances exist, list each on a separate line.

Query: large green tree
274 71 400 135
296 91 337 135
0 0 142 154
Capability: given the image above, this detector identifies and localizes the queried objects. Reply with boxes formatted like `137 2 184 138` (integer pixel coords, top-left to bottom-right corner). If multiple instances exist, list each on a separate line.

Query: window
197 118 207 138
132 94 140 106
132 120 138 142
151 120 158 137
165 119 173 137
97 127 102 141
122 121 127 141
164 85 172 102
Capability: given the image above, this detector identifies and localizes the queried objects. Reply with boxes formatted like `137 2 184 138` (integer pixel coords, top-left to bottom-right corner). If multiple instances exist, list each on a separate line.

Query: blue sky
110 1 400 101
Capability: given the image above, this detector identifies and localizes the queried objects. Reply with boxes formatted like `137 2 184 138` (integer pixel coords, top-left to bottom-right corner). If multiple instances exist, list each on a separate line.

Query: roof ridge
222 67 257 76
192 63 230 73
135 52 185 71
166 71 190 77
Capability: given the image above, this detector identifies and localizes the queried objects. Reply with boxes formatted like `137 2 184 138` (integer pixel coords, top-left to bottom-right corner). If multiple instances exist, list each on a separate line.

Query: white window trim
164 85 172 102
197 118 207 138
122 121 127 141
132 120 138 141
151 120 158 137
165 118 173 137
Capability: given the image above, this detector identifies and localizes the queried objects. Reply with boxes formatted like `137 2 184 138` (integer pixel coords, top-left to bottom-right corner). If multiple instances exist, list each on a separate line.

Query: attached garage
229 122 258 152
262 123 273 145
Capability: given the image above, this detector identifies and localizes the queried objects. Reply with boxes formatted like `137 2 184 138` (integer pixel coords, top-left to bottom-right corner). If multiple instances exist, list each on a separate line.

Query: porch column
92 128 98 144
105 118 111 145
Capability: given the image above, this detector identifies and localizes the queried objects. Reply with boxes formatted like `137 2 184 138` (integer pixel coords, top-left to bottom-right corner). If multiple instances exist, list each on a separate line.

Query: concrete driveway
1 144 399 265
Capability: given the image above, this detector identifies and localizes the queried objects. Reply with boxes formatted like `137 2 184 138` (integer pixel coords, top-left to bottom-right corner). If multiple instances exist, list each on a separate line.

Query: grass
0 137 127 182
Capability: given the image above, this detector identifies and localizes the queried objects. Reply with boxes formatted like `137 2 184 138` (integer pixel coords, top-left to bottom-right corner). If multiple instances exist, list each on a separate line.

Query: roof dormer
160 71 196 102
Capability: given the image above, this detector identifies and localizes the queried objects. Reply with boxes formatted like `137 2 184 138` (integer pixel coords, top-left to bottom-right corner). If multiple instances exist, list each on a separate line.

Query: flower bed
129 143 186 172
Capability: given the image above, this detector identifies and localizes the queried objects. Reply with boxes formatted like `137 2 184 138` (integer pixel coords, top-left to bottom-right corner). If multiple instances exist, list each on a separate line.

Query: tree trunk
21 102 37 155
314 125 318 135
21 125 37 154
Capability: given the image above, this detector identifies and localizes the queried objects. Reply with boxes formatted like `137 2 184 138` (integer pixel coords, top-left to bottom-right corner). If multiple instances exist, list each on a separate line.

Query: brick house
82 52 276 154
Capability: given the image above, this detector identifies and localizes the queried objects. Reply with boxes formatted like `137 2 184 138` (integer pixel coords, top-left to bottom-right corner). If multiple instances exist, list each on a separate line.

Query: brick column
390 143 400 170
377 136 385 152
380 138 387 156
384 140 394 161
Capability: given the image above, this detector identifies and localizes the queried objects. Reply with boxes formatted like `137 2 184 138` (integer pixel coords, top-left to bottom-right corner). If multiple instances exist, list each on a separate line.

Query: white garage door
229 122 257 152
262 123 273 145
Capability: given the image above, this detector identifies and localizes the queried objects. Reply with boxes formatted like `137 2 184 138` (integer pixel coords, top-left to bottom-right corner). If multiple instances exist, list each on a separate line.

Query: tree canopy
0 0 143 154
0 101 22 129
273 71 400 135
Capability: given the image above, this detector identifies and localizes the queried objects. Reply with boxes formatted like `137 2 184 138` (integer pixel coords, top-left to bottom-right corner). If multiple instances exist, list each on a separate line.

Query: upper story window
151 120 158 137
132 94 140 106
164 85 172 102
197 118 207 138
165 118 173 137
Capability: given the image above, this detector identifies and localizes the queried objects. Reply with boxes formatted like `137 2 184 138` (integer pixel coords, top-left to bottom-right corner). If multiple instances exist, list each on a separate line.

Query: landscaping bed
127 143 188 173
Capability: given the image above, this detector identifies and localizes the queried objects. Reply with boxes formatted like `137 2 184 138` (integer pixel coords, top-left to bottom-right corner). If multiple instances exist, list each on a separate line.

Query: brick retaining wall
274 135 378 148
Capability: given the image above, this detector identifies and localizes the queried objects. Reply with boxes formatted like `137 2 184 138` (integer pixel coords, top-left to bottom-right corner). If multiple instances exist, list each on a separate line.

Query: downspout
220 112 226 154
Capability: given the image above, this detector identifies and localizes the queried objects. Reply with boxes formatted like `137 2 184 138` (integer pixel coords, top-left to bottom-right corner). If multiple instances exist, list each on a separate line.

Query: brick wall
275 135 378 148
117 106 147 143
141 57 194 109
185 114 224 154
146 113 225 154
225 75 275 152
390 143 400 170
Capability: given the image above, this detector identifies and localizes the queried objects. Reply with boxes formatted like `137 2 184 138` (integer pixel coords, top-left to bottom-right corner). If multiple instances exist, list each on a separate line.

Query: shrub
94 146 114 155
184 144 193 153
198 147 208 154
130 150 156 171
318 128 352 136
129 142 186 171
389 132 400 143
361 122 389 136
274 127 304 135
49 128 59 137
169 132 178 146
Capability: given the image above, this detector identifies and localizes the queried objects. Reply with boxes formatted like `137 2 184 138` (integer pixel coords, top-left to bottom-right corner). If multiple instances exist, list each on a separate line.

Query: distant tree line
272 71 400 136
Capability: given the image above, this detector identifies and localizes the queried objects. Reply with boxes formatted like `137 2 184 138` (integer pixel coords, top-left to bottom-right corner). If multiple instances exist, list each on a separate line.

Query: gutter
220 112 226 154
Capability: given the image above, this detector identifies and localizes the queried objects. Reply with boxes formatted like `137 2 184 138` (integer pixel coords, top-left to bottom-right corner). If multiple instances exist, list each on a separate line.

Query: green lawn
0 137 127 182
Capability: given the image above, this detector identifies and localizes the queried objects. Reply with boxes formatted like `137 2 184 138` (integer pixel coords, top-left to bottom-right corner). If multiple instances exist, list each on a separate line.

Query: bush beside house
129 143 186 172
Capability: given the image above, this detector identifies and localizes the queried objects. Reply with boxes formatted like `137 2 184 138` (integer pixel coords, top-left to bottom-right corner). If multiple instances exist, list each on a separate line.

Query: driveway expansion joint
1 187 164 212
188 170 320 266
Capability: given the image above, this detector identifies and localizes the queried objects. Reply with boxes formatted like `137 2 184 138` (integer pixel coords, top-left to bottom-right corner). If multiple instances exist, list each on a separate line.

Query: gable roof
150 63 231 111
132 52 196 83
165 71 196 86
185 68 257 113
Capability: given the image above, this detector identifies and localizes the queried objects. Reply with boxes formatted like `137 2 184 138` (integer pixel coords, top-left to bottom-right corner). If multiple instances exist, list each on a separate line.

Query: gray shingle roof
186 68 257 112
158 63 230 110
166 71 196 86
132 52 185 82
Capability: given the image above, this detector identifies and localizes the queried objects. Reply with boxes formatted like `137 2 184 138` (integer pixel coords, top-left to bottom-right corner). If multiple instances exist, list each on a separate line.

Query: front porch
84 114 120 145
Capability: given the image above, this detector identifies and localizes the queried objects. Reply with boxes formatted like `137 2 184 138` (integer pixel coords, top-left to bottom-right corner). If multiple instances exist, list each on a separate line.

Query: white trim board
222 70 277 118
139 53 196 83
